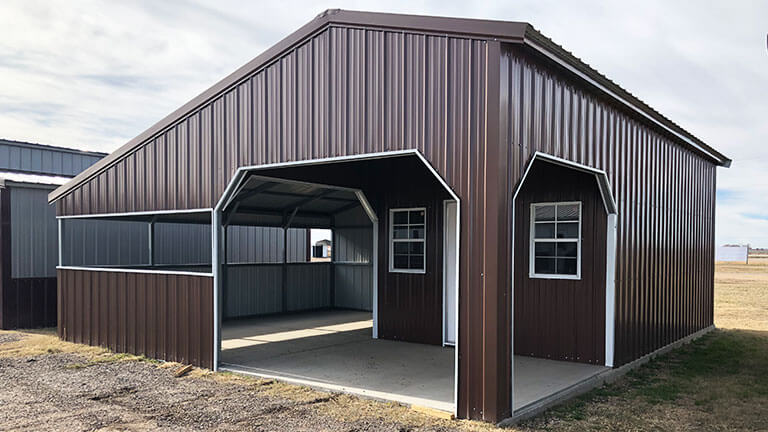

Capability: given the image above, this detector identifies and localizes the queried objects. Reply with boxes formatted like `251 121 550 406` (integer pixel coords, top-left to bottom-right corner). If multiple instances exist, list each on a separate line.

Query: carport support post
329 215 335 307
282 213 288 313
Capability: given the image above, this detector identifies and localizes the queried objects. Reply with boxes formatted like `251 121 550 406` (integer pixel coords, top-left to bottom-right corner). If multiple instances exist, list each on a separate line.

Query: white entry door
443 200 458 346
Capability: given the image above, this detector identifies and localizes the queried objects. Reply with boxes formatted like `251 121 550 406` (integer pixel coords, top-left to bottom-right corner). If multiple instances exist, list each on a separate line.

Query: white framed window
389 208 426 274
529 202 581 279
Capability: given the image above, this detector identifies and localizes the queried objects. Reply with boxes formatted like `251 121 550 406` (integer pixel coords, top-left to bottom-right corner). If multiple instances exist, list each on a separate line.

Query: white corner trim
605 213 617 367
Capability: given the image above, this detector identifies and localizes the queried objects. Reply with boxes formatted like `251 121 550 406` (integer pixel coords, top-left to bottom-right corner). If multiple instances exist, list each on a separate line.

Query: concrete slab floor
221 310 608 415
514 356 608 411
221 310 455 412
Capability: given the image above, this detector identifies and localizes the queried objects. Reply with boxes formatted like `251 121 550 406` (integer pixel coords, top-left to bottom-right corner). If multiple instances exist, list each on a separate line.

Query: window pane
410 226 425 239
556 222 579 239
409 210 425 224
556 242 578 258
556 258 577 275
409 242 424 254
393 255 408 269
535 223 555 239
393 211 408 224
534 205 555 221
534 257 556 274
409 255 424 270
557 204 579 221
393 227 409 239
534 242 555 257
394 243 409 254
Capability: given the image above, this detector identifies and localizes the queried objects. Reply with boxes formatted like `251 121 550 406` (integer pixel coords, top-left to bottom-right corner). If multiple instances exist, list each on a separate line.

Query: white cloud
0 0 765 245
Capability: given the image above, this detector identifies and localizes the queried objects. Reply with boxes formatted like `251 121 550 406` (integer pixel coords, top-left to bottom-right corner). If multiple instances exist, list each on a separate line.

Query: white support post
212 209 221 371
605 213 618 367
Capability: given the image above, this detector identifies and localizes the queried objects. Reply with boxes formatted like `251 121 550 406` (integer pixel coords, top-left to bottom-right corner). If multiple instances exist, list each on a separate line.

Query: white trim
511 152 619 414
57 218 63 267
212 208 221 371
388 207 427 274
213 149 461 418
604 213 617 367
56 208 213 219
523 38 728 167
529 202 582 280
372 219 379 339
442 200 458 347
56 265 213 277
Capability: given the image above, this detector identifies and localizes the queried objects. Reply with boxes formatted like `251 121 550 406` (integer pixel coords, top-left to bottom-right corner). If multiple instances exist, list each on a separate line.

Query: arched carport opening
511 152 617 415
212 150 461 414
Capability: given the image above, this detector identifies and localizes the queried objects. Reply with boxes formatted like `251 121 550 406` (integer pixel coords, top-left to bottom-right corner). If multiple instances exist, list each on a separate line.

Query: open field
1 259 766 431
519 258 768 431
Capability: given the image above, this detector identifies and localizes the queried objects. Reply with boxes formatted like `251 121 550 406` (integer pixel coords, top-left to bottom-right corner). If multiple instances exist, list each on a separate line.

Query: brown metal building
48 10 730 422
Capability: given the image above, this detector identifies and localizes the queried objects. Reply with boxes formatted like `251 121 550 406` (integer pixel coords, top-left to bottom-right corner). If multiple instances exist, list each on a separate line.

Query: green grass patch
524 329 768 429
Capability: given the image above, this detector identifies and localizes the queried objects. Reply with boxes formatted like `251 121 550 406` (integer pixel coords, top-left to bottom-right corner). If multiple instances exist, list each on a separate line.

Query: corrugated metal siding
226 226 307 263
155 223 211 265
58 269 214 368
61 219 148 267
56 26 502 421
513 162 606 365
1 278 57 329
224 264 283 317
334 227 372 311
10 187 58 278
61 221 307 268
286 263 331 311
503 46 716 368
224 263 331 318
0 140 103 177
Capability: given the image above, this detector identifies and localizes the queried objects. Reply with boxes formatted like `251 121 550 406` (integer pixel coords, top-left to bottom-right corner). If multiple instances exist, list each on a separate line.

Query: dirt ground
0 330 494 432
1 259 766 431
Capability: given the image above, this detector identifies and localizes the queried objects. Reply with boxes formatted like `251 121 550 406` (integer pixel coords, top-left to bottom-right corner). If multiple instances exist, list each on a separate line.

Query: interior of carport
216 155 457 412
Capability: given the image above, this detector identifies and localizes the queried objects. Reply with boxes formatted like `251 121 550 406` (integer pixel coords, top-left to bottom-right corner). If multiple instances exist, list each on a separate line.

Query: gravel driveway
0 333 484 432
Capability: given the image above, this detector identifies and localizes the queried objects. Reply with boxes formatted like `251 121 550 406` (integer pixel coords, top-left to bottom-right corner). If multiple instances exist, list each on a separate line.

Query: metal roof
0 138 107 158
223 174 365 228
49 9 730 203
0 170 72 187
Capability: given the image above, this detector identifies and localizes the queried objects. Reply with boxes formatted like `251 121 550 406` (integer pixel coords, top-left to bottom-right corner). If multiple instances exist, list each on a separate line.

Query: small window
389 208 426 273
530 202 581 279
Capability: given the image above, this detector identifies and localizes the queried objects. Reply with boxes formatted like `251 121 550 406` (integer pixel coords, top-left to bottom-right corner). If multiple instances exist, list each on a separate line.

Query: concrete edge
498 325 716 427
219 362 457 414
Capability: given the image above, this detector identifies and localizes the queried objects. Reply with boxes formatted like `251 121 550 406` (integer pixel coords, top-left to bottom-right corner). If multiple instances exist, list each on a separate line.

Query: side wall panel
57 269 214 369
504 47 716 367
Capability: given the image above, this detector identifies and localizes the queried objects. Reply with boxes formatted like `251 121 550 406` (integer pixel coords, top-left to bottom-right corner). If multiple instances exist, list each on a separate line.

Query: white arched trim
510 152 618 413
211 149 461 417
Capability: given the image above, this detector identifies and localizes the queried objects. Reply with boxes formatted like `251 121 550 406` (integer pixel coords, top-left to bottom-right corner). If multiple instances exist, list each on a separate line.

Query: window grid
529 202 581 280
389 208 427 274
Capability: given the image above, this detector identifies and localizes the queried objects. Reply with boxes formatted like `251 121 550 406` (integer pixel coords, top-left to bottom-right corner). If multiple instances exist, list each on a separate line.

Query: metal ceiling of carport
222 174 367 228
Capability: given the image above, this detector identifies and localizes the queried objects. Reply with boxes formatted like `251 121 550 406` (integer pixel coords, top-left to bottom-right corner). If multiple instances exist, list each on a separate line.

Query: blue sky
0 0 766 246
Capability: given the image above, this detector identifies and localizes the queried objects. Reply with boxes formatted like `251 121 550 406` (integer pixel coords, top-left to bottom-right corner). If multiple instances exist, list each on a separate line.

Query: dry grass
0 328 156 367
715 256 768 331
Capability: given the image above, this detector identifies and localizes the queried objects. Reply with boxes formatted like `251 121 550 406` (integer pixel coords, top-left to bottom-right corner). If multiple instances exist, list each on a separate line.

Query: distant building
0 139 106 329
313 239 332 259
715 245 749 263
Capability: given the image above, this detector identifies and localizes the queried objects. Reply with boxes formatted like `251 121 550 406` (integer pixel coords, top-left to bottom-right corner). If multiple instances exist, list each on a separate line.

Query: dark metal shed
0 139 106 329
48 10 729 422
